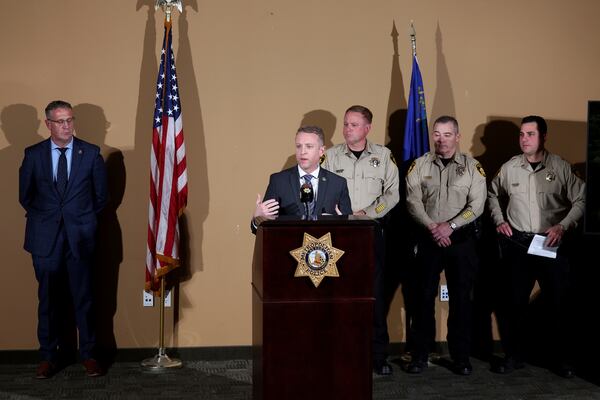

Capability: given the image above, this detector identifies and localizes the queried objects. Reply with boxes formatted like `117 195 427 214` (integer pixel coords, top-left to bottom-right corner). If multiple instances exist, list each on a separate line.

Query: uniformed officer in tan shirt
322 108 399 218
487 115 585 378
322 105 399 376
405 115 487 376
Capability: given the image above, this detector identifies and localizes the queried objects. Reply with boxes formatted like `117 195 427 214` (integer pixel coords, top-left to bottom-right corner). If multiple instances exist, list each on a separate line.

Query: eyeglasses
48 117 76 125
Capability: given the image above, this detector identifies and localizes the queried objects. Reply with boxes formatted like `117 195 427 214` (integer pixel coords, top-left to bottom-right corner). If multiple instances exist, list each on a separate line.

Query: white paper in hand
526 234 558 259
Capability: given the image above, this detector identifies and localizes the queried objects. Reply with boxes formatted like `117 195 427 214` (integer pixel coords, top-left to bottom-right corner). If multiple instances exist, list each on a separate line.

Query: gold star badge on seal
289 232 345 288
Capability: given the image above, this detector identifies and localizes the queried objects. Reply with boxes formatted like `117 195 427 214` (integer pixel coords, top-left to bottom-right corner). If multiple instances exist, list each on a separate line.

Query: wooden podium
252 216 376 400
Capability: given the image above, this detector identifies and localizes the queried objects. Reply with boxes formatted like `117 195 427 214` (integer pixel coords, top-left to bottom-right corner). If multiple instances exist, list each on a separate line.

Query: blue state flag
403 56 429 162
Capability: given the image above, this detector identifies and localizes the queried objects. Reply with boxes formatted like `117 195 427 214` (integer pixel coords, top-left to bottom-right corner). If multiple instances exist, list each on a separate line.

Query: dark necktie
302 174 315 216
56 148 68 197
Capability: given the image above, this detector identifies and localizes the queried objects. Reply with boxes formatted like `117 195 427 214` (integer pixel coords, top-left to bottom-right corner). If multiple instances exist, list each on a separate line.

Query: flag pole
409 20 417 57
141 277 181 369
141 0 184 371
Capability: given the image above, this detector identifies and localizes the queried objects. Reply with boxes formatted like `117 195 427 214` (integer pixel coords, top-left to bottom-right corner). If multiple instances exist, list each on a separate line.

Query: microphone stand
303 202 310 220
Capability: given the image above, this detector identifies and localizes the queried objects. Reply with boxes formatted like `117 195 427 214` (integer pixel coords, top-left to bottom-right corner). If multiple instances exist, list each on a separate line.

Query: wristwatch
449 221 457 230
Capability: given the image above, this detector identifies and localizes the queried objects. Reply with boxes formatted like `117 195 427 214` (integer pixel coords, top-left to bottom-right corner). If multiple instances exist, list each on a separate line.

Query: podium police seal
290 232 345 287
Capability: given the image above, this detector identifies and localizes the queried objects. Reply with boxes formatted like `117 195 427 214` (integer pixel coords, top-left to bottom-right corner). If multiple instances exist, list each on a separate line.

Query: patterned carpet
1 356 599 400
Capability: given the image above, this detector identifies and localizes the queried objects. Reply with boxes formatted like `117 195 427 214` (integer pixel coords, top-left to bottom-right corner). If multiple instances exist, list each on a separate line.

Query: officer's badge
456 165 465 176
407 160 416 175
370 157 381 168
476 163 486 177
290 233 345 288
545 171 555 182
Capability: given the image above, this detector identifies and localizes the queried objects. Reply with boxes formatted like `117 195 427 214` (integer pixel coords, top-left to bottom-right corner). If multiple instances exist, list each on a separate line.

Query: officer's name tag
511 183 519 187
424 176 432 180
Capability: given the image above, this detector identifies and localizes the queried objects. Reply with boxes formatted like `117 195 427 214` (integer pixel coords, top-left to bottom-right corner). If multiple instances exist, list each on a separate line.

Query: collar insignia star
289 232 345 287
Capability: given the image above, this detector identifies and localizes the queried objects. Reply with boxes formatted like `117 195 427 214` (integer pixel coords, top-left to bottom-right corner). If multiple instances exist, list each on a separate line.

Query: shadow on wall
280 109 337 171
470 118 521 180
0 104 45 346
73 103 125 364
171 2 208 340
430 21 455 122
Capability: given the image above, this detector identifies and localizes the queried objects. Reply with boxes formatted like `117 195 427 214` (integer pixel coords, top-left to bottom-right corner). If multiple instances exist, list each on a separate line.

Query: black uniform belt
450 224 477 243
500 230 538 251
511 230 536 242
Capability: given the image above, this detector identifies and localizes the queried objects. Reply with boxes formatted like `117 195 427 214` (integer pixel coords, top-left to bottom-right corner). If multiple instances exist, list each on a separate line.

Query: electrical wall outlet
164 290 172 307
143 291 154 307
440 285 449 302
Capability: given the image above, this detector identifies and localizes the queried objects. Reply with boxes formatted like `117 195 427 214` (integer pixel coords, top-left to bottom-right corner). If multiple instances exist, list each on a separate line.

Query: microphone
300 183 314 218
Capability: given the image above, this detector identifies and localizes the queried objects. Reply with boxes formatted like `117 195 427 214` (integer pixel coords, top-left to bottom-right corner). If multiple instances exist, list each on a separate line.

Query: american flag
146 21 188 292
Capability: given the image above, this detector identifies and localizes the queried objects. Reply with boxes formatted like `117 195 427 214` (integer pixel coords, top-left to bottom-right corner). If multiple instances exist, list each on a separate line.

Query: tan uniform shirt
322 141 399 218
405 151 487 229
488 151 585 233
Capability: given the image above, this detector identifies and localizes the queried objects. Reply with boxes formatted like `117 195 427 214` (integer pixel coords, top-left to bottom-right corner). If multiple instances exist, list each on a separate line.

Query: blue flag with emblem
403 55 429 161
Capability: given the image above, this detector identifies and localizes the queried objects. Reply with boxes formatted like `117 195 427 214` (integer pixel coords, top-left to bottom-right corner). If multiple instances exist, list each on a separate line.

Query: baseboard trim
0 346 252 364
0 342 503 364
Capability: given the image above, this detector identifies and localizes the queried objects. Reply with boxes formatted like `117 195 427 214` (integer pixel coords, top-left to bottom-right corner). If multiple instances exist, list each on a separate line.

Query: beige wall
1 0 598 350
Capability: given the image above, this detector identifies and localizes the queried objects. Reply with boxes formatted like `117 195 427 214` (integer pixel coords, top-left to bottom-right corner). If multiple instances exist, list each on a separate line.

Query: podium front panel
252 217 375 400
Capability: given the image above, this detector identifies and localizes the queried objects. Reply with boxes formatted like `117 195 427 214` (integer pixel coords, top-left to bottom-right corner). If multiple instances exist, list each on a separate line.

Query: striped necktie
302 174 315 216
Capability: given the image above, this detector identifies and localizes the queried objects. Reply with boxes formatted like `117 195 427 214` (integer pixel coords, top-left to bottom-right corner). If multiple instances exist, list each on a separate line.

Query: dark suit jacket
251 166 352 233
19 137 108 259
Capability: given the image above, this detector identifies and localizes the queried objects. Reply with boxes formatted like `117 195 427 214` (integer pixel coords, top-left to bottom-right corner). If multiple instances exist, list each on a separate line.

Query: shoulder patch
461 210 474 220
407 160 416 175
319 153 326 165
476 163 486 177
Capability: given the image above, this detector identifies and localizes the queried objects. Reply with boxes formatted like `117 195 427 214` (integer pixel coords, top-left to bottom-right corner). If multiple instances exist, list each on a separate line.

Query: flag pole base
141 348 182 370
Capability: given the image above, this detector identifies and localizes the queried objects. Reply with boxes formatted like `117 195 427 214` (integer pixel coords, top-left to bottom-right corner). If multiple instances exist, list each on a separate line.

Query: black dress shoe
406 357 428 374
452 360 473 376
373 361 393 376
557 364 575 379
491 357 524 374
83 359 104 377
36 361 56 379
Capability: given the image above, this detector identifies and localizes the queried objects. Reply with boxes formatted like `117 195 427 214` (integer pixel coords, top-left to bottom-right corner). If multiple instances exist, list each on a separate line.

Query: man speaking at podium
251 125 352 233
